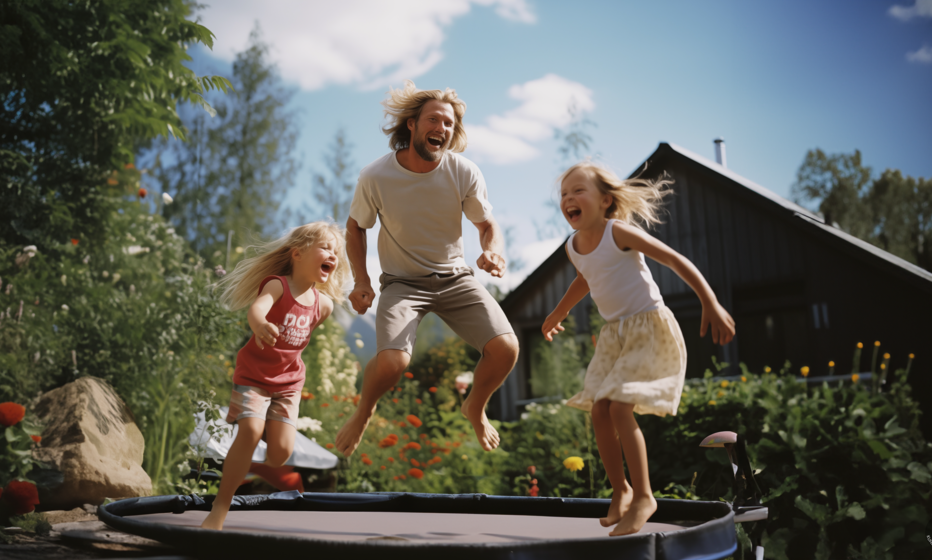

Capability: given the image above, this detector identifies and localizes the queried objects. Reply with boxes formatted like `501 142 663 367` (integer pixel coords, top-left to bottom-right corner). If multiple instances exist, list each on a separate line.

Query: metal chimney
714 138 727 168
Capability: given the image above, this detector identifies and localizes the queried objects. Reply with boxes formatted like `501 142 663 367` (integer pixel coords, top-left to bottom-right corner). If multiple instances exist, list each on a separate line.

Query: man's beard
412 127 445 162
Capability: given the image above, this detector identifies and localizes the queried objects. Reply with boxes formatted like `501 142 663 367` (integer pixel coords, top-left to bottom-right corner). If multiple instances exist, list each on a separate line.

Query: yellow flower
740 376 747 382
828 361 835 367
909 353 915 359
851 374 860 383
461 454 469 461
708 400 717 406
563 456 584 472
883 353 890 359
717 390 725 397
720 380 729 388
800 366 809 377
857 342 863 349
874 341 880 347
880 364 886 370
764 366 771 373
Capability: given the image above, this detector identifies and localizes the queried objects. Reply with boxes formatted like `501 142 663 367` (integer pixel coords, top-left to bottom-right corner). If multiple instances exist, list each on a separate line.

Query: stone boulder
32 377 151 510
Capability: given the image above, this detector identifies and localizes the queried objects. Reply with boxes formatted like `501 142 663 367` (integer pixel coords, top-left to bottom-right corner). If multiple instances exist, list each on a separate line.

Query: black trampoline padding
99 491 738 560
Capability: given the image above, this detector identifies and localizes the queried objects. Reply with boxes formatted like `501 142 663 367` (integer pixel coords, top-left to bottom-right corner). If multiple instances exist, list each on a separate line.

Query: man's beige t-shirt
349 151 493 277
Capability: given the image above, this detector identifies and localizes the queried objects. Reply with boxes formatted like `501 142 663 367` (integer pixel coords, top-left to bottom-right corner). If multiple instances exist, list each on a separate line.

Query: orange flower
415 398 422 404
402 435 409 440
1 480 40 515
322 403 330 408
432 457 442 464
411 459 420 467
591 334 597 348
362 457 373 465
392 398 399 404
379 437 398 448
530 478 537 485
404 372 414 379
851 374 860 383
408 468 424 480
400 475 407 480
301 390 313 401
395 387 402 392
529 485 539 497
71 238 80 245
404 442 422 451
419 433 428 439
333 395 341 401
406 414 422 428
453 442 461 448
393 476 399 480
0 402 26 427
107 178 119 185
30 435 41 443
388 457 395 463
138 188 147 198
124 163 135 169
398 421 407 428
381 465 387 470
353 395 361 405
441 448 451 455
325 443 334 449
428 387 437 393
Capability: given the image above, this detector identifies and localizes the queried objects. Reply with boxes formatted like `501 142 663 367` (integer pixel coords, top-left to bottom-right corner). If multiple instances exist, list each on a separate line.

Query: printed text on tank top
270 277 318 348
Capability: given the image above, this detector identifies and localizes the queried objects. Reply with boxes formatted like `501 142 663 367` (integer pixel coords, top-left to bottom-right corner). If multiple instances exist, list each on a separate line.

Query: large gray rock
32 377 151 510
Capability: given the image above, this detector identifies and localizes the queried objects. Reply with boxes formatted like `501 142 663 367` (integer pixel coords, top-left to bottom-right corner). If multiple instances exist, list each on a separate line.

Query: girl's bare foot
200 506 229 531
462 396 500 451
609 495 657 536
599 487 633 527
335 410 371 457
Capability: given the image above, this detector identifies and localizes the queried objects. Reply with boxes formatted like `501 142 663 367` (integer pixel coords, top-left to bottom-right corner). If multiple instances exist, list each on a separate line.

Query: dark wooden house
490 142 931 436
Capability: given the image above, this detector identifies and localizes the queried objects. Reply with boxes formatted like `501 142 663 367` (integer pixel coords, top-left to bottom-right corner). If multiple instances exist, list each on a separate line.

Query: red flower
301 390 313 401
411 459 420 467
71 238 79 245
380 465 386 470
415 398 422 404
404 442 421 451
352 395 361 406
527 465 536 475
591 334 597 348
321 403 329 408
379 436 398 448
419 433 428 440
325 443 334 449
530 478 537 485
2 480 40 515
398 421 407 428
362 457 373 466
392 398 399 404
31 435 41 443
333 395 341 402
404 372 414 379
0 402 26 427
400 475 407 480
408 468 424 480
388 457 395 463
529 485 539 497
138 188 147 198
406 414 422 428
428 387 437 393
432 457 442 464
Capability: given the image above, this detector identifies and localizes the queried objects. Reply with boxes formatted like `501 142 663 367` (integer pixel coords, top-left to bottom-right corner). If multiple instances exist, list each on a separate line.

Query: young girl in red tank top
201 222 349 531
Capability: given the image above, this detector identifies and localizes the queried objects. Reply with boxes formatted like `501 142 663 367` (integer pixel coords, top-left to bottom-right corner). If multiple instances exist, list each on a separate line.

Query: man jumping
335 81 519 457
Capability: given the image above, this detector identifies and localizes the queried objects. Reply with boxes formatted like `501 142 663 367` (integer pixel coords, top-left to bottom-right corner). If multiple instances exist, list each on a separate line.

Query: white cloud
465 74 595 165
199 0 535 91
906 44 932 63
888 0 932 21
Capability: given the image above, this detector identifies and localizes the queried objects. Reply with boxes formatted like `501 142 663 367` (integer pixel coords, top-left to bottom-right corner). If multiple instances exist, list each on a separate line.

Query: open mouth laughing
565 206 582 222
427 134 444 148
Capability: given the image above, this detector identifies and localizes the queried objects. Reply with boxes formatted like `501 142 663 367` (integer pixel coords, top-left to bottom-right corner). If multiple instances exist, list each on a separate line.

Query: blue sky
188 0 931 294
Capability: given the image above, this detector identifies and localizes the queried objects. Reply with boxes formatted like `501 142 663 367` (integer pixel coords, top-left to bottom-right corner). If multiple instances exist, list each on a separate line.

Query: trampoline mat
133 510 686 543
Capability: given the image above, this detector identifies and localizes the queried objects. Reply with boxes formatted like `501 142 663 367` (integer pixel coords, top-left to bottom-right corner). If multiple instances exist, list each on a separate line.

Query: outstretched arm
248 279 284 349
472 217 506 278
346 217 375 315
612 222 735 345
542 265 590 341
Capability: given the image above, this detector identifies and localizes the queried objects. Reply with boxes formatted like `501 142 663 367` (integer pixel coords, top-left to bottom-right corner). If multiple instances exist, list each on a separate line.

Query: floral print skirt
567 306 687 417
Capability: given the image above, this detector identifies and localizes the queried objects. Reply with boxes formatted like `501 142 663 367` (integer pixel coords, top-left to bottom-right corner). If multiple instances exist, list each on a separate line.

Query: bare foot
599 487 633 527
609 495 657 536
335 409 371 457
200 506 228 531
462 396 500 451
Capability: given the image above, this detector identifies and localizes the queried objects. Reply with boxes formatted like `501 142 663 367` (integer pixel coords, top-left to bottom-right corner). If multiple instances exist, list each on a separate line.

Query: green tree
144 26 298 265
791 149 874 239
0 0 230 250
311 128 356 224
866 170 932 271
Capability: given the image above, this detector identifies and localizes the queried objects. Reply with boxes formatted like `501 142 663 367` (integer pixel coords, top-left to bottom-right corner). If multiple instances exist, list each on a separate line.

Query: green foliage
0 408 44 487
792 148 932 270
529 314 585 399
1 0 230 249
144 25 298 265
310 128 357 224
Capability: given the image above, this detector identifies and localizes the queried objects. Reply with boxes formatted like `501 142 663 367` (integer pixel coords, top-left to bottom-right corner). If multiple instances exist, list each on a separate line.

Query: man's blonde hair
561 161 674 229
382 80 468 153
215 221 349 310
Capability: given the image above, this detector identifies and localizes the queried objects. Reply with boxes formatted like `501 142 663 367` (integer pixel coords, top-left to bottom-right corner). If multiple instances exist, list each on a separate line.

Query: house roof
501 142 932 312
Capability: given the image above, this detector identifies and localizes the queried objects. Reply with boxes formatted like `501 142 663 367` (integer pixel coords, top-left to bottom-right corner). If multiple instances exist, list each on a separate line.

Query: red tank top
233 276 320 393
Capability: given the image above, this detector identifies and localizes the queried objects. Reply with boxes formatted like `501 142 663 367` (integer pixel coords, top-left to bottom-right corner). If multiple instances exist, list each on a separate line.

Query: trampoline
98 430 767 560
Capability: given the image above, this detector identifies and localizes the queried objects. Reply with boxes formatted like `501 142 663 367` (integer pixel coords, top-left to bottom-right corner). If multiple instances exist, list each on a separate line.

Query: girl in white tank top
542 161 736 537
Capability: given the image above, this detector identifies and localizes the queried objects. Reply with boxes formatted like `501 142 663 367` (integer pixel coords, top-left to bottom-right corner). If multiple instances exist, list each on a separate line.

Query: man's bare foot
462 396 500 451
599 487 633 527
335 410 371 457
200 507 228 531
609 495 657 536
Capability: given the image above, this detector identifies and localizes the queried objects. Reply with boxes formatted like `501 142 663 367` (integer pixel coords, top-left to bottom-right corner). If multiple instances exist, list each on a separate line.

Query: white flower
60 275 67 286
61 304 69 311
102 271 109 278
162 192 173 204
296 417 323 433
355 339 364 349
124 245 150 256
455 371 474 394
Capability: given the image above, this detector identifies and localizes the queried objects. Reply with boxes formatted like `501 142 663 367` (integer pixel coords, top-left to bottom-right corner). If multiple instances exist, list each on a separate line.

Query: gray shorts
376 268 514 356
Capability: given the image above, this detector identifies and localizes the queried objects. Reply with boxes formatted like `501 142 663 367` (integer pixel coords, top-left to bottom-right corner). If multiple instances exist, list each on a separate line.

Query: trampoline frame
99 491 738 560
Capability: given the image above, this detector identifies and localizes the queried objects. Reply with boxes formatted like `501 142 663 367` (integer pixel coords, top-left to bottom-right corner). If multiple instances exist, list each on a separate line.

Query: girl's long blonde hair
381 80 468 153
561 161 674 229
215 221 349 310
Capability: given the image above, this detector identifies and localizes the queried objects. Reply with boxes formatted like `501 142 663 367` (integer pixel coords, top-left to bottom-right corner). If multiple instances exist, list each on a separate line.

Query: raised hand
348 282 376 315
477 251 506 278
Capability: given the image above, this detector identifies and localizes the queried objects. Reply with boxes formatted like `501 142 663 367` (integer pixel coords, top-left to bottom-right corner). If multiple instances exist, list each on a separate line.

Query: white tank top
566 219 664 322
